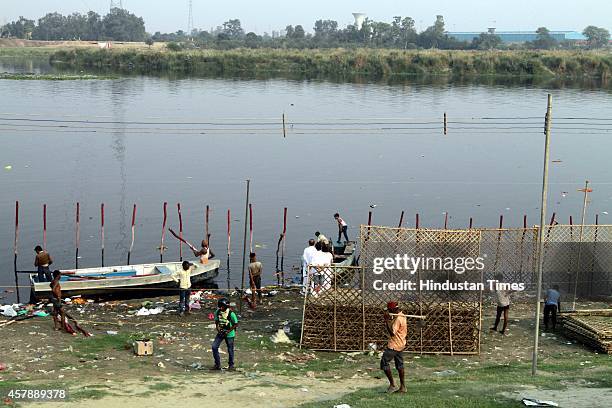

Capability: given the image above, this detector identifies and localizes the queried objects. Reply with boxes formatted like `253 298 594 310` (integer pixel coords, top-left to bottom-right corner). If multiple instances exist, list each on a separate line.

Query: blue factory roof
447 31 586 43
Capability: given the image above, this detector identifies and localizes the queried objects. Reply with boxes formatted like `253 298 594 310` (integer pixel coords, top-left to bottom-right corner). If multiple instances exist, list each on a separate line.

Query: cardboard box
133 340 154 356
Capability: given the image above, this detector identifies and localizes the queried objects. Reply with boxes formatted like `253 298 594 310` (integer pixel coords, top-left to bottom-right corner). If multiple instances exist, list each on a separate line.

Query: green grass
147 382 173 391
71 388 111 400
47 48 612 79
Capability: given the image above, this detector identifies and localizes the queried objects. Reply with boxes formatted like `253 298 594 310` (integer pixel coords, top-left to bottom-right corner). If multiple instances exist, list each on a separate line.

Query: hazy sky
2 0 610 34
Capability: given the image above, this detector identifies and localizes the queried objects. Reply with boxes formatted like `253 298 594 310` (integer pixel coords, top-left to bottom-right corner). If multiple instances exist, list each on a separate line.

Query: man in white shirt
334 213 349 243
302 239 317 287
311 243 334 293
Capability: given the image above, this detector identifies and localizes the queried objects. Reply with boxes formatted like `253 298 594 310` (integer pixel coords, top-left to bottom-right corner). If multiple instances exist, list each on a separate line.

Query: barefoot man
50 270 67 332
381 301 407 393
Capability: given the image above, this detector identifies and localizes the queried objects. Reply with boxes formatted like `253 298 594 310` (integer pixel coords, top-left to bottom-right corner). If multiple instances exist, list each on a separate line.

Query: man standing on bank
381 301 407 393
334 213 349 243
211 297 239 371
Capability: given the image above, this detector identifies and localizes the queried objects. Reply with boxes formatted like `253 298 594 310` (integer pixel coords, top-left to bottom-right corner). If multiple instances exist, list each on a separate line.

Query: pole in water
101 203 105 267
532 93 552 376
523 215 527 229
281 207 287 285
127 204 137 265
160 202 167 263
444 212 449 229
249 203 253 254
573 180 592 310
43 204 47 250
178 203 183 262
469 217 473 229
282 113 287 138
75 202 80 269
240 180 251 314
415 213 420 229
14 201 20 304
206 205 211 246
398 211 404 228
227 208 231 294
227 209 231 257
443 112 447 135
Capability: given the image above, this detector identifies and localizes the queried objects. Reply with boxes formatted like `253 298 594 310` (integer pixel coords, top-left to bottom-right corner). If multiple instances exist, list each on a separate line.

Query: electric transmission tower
187 0 194 34
110 1 123 11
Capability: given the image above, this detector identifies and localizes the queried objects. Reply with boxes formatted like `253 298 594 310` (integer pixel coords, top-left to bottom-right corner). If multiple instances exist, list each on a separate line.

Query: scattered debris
522 398 558 407
270 329 292 344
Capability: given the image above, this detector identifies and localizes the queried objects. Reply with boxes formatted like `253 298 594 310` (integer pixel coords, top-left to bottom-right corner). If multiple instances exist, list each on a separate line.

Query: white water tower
352 13 366 30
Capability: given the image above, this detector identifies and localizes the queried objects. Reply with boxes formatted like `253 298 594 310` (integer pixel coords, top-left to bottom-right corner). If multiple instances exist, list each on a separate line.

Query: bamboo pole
573 180 591 310
205 205 211 246
334 267 337 351
469 217 473 229
443 112 447 135
127 204 136 265
444 212 448 229
532 94 552 376
226 208 231 293
415 213 420 229
448 302 454 356
240 180 251 314
590 213 599 296
160 202 167 263
249 203 253 253
43 204 47 250
281 207 287 285
75 202 80 269
518 215 527 282
177 203 183 262
14 201 20 303
282 113 287 138
567 216 574 292
398 211 404 228
101 203 105 267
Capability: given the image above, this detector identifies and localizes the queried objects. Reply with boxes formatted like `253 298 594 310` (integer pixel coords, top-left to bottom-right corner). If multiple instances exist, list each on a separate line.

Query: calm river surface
1 58 611 301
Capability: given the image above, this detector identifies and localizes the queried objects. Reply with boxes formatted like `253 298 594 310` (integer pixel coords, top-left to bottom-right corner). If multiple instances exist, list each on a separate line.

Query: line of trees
0 8 146 42
155 17 610 51
2 9 610 51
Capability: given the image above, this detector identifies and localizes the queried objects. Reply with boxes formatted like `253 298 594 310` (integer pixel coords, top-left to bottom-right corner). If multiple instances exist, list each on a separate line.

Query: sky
2 0 611 34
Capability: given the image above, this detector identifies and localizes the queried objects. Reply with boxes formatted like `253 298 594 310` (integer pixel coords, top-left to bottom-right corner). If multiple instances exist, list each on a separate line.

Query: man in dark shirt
34 245 53 282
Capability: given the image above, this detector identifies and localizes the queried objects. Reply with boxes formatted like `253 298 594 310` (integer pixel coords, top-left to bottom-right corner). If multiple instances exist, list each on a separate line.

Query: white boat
30 259 220 300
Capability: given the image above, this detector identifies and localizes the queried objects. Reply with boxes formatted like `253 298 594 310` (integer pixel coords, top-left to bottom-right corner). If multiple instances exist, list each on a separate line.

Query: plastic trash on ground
1 305 17 317
522 398 559 407
270 329 292 344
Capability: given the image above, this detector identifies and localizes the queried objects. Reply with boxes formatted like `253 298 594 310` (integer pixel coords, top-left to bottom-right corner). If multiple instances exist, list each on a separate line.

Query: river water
1 58 611 301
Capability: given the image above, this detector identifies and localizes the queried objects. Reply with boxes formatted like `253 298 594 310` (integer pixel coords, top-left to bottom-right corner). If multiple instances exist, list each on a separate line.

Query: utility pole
188 0 194 35
532 94 552 376
239 180 251 313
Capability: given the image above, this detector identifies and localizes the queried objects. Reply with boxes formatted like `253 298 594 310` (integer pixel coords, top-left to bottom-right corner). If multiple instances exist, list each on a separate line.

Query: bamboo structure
300 225 483 354
560 310 612 354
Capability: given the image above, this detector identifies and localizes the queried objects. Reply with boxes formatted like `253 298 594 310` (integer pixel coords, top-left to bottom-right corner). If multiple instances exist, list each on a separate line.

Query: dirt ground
0 291 610 407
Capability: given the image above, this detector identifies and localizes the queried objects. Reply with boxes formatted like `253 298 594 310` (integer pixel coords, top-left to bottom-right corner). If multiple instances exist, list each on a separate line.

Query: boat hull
30 259 220 301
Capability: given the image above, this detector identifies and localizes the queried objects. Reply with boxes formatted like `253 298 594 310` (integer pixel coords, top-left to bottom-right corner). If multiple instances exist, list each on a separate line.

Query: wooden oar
168 228 198 252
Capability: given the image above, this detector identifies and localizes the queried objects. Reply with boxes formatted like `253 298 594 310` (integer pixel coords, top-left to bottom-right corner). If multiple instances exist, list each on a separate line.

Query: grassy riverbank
47 48 612 79
1 293 610 407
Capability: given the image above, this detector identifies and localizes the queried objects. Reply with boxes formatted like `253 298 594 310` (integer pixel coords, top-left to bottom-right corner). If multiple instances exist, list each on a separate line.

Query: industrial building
447 29 586 43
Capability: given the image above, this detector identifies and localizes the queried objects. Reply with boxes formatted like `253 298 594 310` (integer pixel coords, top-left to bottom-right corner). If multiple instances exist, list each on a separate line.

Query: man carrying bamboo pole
381 301 407 393
192 240 215 264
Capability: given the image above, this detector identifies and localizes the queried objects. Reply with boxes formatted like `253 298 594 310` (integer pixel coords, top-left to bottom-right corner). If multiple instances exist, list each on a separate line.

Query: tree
33 13 67 40
532 27 557 49
221 19 244 39
102 8 146 41
5 16 36 39
145 37 154 48
245 32 261 48
472 32 502 50
418 15 446 48
583 25 610 48
293 25 305 39
313 19 338 42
